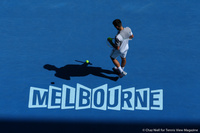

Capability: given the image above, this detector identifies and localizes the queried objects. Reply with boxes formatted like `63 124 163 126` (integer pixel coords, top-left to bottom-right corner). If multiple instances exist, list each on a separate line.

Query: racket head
106 38 114 48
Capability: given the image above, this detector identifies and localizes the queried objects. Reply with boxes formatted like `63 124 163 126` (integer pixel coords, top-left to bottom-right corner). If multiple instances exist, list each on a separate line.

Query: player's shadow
43 61 119 81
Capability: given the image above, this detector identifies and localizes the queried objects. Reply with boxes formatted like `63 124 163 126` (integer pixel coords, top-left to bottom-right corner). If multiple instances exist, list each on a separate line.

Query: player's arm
129 34 134 39
128 27 134 39
107 38 120 50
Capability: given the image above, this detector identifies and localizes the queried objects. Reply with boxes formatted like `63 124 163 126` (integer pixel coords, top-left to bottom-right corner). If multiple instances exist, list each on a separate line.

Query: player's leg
115 50 128 77
120 50 128 70
111 57 120 67
111 57 125 76
110 49 126 77
121 57 126 70
110 49 120 67
110 49 122 74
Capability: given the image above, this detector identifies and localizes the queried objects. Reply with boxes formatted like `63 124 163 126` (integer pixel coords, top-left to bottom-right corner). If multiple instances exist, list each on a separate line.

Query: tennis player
108 19 134 78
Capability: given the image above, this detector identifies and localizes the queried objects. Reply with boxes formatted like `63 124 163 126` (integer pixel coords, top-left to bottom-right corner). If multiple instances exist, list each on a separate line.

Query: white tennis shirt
115 27 133 53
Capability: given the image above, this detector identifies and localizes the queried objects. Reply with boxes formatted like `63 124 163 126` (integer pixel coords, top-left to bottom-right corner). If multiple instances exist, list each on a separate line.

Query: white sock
118 66 123 73
122 67 125 70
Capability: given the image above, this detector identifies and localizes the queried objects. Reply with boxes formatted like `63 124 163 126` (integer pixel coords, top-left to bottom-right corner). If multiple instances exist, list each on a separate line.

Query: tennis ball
86 60 89 63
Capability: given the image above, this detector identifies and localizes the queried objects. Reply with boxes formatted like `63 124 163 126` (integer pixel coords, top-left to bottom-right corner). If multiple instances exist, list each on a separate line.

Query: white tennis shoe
119 71 127 78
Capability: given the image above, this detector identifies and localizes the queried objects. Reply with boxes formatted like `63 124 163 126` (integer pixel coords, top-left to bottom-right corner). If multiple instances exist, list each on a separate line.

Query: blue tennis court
0 0 200 132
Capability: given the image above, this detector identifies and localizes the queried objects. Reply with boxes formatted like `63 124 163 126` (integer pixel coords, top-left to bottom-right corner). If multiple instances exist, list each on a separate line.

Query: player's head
113 19 122 30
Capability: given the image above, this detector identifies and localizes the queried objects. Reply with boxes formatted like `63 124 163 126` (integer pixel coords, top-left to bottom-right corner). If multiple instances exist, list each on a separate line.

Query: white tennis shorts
110 49 128 59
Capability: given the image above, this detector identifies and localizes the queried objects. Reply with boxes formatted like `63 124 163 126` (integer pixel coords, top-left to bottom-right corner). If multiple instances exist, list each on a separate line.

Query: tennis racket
106 37 115 48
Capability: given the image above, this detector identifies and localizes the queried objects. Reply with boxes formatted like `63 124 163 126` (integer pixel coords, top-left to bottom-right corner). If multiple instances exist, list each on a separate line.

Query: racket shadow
43 61 119 81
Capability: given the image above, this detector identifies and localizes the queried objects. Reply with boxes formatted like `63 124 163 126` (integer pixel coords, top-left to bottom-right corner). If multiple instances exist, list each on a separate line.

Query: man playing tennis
107 19 134 78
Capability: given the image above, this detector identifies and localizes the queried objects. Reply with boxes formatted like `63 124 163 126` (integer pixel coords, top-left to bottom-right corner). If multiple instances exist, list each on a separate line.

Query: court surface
0 0 200 132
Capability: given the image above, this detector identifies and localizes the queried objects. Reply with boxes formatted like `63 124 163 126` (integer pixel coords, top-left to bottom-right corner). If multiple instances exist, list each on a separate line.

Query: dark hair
113 19 122 27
